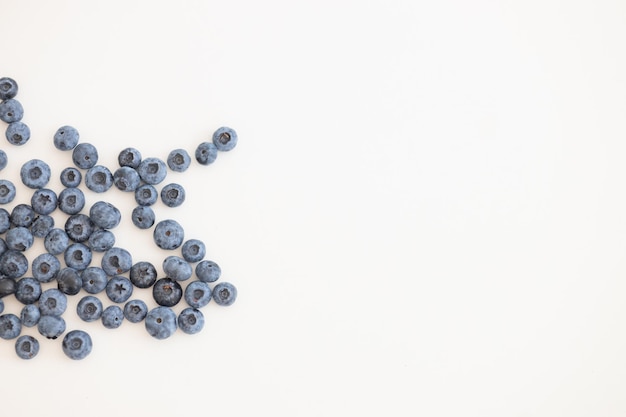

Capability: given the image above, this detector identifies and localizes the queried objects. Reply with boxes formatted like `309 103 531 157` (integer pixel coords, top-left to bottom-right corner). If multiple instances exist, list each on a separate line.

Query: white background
1 0 626 415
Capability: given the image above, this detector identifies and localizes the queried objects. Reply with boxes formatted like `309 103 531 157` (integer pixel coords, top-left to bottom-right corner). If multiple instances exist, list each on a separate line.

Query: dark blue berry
72 143 98 169
152 278 182 307
0 278 16 298
129 261 157 289
37 314 65 339
85 165 113 193
53 126 79 151
30 215 55 238
87 229 115 252
57 267 83 296
20 159 51 189
102 305 124 329
195 260 221 283
81 267 108 294
160 183 185 207
10 203 35 227
123 299 148 323
89 201 121 230
38 288 67 316
184 281 212 309
212 282 237 306
31 188 58 215
0 298 3 313
0 77 18 100
0 238 7 257
163 256 192 281
0 250 28 279
134 184 158 206
6 227 34 251
167 149 191 172
145 306 177 339
64 243 92 270
0 313 21 339
15 277 41 304
0 208 9 233
60 167 82 187
0 179 16 204
137 157 167 185
118 147 142 169
105 276 133 304
153 219 184 250
0 99 24 123
131 206 155 229
195 142 217 165
0 149 6 170
62 330 92 360
6 121 30 145
76 296 103 322
213 126 238 151
182 239 206 263
113 166 141 192
65 214 95 242
44 228 70 255
15 335 39 359
57 187 86 215
32 253 61 283
20 304 40 327
101 247 132 276
177 308 205 334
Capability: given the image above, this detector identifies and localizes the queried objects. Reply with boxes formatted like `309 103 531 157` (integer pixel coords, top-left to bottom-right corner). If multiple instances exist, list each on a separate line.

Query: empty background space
1 0 626 416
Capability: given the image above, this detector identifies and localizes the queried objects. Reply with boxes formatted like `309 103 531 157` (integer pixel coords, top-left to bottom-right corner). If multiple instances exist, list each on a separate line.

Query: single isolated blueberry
20 159 51 189
137 157 167 185
153 219 184 250
84 165 113 193
0 179 16 205
72 143 98 169
58 187 86 215
105 276 133 304
212 126 238 151
15 335 39 360
0 77 18 100
62 330 92 360
131 206 155 229
134 184 158 206
31 188 58 215
32 253 61 283
0 149 7 170
64 243 92 271
65 214 95 243
113 166 141 192
6 121 30 145
0 99 24 123
123 299 148 323
167 149 191 172
195 260 221 283
38 288 68 316
81 267 108 294
30 214 55 238
44 228 70 255
89 201 121 229
60 167 82 187
182 239 206 263
118 147 142 169
184 280 212 309
53 126 79 151
101 305 124 329
6 226 34 251
160 183 185 208
162 256 192 281
212 282 237 306
0 313 21 339
195 142 218 165
152 277 182 307
87 229 116 252
20 304 41 327
145 306 177 339
76 295 103 322
15 277 41 304
57 267 83 296
101 247 132 276
10 203 35 227
0 250 29 279
37 314 65 340
177 308 205 335
129 261 157 289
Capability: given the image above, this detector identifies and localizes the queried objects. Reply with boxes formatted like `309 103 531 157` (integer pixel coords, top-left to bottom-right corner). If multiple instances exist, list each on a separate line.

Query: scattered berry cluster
0 77 238 360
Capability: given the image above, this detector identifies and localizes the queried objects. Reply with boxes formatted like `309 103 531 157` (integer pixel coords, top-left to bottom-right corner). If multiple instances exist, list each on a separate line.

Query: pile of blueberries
0 77 238 360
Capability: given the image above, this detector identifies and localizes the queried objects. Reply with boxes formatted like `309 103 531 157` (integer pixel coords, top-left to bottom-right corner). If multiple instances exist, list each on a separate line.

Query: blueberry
15 335 39 359
0 77 18 100
81 267 108 294
76 295 103 322
213 126 238 151
182 239 206 263
163 256 192 281
30 214 55 238
64 243 92 270
60 167 82 187
113 166 141 192
15 277 41 304
0 99 24 123
134 184 158 206
72 143 98 169
85 165 113 193
118 147 142 169
137 157 167 185
212 282 237 306
195 260 221 283
0 298 3 313
129 261 157 289
177 308 205 335
89 201 121 230
0 238 7 257
32 253 61 283
37 314 65 339
153 219 184 250
128 206 153 230
20 159 51 189
6 226 34 251
0 278 16 298
6 121 30 145
123 299 148 323
184 281 212 309
167 149 191 172
0 313 21 339
20 304 40 327
0 250 28 279
58 187 86 215
144 306 177 339
31 188 58 215
106 276 133 304
57 267 83 295
152 278 183 307
160 183 185 207
0 179 16 204
62 330 92 360
11 203 35 227
101 247 132 276
87 229 115 252
38 288 67 316
65 214 95 242
0 149 7 170
0 208 9 233
102 305 124 329
44 228 70 255
53 126 79 151
195 142 218 165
